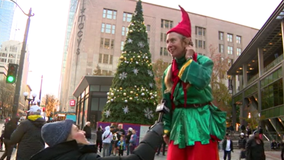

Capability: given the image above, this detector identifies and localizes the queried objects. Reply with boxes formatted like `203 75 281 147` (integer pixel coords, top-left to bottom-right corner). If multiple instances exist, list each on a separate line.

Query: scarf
170 53 197 109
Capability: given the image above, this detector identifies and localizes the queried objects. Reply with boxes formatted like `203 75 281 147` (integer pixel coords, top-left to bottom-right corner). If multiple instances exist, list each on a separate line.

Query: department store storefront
73 76 113 129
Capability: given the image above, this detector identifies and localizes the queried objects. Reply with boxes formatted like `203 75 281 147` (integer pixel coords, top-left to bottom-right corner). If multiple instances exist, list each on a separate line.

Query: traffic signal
6 63 18 84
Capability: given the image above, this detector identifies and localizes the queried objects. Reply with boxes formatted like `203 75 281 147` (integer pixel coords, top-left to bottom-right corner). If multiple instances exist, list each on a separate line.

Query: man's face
166 32 186 59
69 124 88 144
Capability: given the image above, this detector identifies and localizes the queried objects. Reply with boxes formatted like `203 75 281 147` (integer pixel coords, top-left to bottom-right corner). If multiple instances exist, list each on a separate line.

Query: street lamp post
10 0 34 119
23 92 37 111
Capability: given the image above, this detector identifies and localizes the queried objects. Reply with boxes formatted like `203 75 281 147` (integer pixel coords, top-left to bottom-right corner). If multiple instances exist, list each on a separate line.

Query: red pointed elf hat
167 5 191 37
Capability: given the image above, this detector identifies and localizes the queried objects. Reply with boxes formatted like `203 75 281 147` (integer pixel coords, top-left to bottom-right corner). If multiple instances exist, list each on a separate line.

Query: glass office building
228 1 284 141
0 0 15 47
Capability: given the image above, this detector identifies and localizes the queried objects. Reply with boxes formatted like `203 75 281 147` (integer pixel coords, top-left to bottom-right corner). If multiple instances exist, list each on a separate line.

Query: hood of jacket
30 140 98 160
104 126 111 135
28 115 45 128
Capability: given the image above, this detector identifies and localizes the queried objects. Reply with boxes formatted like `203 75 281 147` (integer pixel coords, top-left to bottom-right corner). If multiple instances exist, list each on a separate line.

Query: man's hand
163 134 170 145
185 45 195 60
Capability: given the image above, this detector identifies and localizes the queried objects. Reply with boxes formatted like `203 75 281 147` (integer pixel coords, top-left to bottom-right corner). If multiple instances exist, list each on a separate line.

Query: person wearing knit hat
162 5 226 160
41 119 76 147
7 105 45 160
30 119 166 160
245 129 265 160
30 119 94 160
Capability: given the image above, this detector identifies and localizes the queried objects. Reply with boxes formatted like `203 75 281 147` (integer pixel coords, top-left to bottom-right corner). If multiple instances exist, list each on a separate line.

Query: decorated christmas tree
101 0 157 125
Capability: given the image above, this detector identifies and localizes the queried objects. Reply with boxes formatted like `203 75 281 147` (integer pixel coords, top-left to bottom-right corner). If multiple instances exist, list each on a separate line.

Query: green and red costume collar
170 53 197 110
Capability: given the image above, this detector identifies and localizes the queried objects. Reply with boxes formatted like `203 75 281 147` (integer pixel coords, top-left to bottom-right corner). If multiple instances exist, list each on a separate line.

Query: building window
227 33 233 42
228 59 233 67
198 40 202 48
101 23 115 34
160 33 167 42
161 19 173 28
195 26 206 36
146 25 150 31
0 58 7 62
164 48 168 56
100 38 104 48
237 48 242 56
8 54 16 58
228 46 233 54
101 23 105 32
109 55 113 64
160 47 168 56
1 53 7 57
111 25 115 34
100 38 114 49
105 24 111 33
8 59 15 63
219 44 224 53
103 9 117 19
203 41 206 49
236 35 241 44
111 39 114 49
123 12 132 22
121 41 124 51
9 46 17 52
103 54 109 64
104 39 110 49
99 54 102 63
219 31 224 40
122 26 128 36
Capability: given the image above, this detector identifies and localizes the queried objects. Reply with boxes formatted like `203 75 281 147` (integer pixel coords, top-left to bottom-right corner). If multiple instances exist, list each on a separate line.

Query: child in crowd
117 136 126 156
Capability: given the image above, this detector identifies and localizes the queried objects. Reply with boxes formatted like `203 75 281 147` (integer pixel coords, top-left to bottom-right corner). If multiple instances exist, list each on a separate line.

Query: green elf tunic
162 55 226 149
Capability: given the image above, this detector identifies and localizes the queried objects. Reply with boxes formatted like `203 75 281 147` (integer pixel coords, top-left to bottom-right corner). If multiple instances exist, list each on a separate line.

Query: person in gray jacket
8 105 46 160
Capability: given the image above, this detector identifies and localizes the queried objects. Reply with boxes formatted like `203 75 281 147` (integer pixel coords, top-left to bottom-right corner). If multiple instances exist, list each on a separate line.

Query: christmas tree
101 0 157 125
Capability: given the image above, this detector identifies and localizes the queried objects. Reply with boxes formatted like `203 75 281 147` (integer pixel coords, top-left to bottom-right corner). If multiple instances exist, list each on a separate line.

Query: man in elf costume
162 5 227 160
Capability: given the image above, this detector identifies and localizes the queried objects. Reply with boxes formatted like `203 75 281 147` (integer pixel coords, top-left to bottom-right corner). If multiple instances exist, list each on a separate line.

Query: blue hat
41 119 74 147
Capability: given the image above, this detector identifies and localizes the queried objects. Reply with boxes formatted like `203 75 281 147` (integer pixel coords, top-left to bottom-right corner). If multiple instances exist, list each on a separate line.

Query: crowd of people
0 107 165 160
97 123 166 157
220 128 284 160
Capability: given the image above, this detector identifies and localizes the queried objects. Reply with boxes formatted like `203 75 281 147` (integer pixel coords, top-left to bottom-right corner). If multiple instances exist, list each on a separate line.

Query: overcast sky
10 0 282 99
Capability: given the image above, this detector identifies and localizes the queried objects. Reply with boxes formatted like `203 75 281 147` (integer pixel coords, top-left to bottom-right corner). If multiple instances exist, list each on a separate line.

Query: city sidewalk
153 149 281 160
0 148 281 160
